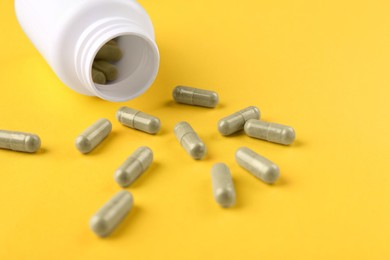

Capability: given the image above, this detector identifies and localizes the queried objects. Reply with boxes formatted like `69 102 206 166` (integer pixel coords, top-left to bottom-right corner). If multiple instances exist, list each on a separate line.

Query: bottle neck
75 17 159 102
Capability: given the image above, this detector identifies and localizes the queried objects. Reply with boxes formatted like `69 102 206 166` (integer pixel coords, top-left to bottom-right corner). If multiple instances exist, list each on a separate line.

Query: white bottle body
15 0 160 102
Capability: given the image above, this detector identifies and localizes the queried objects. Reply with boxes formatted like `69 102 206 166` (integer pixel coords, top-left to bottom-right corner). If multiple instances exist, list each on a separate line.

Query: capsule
116 107 161 134
114 147 153 187
211 163 236 208
235 147 280 184
75 118 112 154
218 106 260 136
0 130 41 153
174 121 206 160
106 39 118 46
172 86 219 108
244 119 296 145
90 190 133 237
95 43 123 62
92 68 106 84
93 60 118 81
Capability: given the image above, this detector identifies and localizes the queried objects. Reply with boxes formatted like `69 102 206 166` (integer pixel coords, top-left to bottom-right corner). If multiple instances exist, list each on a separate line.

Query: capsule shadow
163 100 219 110
291 139 304 148
36 147 48 155
163 100 178 108
0 147 48 155
155 127 168 136
273 176 290 187
220 130 245 138
229 177 244 209
215 103 226 109
120 126 166 137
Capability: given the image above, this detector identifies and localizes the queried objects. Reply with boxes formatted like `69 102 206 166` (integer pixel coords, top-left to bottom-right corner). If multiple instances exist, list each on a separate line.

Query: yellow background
1 0 389 259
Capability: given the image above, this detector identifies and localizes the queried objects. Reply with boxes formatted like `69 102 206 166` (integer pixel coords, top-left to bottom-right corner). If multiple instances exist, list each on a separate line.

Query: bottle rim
75 17 159 102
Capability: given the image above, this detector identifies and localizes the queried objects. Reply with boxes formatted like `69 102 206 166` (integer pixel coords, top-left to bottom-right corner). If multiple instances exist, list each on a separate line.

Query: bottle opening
91 34 159 102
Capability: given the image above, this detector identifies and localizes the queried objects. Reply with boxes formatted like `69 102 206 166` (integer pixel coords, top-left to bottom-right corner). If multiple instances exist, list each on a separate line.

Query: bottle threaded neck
75 17 159 102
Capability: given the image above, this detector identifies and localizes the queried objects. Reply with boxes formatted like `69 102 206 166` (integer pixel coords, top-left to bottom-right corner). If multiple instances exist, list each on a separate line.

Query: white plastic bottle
15 0 159 102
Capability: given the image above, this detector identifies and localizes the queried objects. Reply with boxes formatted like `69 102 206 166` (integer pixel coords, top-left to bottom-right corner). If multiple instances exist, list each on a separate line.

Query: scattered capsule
244 119 296 145
92 68 106 84
218 106 260 136
0 130 41 153
95 43 123 62
93 60 118 81
75 118 112 154
105 39 118 46
172 86 219 108
116 107 161 134
90 190 134 238
114 147 153 188
235 147 280 184
211 163 236 208
174 121 206 160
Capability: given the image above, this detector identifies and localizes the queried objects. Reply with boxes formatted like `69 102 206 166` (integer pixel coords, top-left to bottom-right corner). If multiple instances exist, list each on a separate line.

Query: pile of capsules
91 39 123 85
0 86 295 238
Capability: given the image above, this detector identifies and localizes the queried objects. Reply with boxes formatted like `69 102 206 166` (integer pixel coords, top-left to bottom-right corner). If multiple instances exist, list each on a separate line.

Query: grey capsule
93 60 118 81
244 119 296 145
116 107 161 134
174 121 206 160
172 86 219 108
75 118 112 154
95 43 123 62
0 130 41 153
235 147 280 184
211 163 236 208
114 147 153 187
218 106 260 136
92 68 106 84
106 39 118 46
90 190 133 238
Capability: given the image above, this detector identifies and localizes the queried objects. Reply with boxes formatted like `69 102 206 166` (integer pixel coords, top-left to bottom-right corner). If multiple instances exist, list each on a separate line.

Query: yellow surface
1 0 389 259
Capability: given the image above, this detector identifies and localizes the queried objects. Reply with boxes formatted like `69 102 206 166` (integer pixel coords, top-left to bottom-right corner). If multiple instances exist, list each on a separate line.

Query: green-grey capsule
92 68 106 84
106 39 117 46
235 147 280 184
95 43 123 62
116 107 161 134
174 121 206 160
114 147 153 188
244 119 296 145
75 118 112 154
218 106 260 136
172 86 219 108
90 190 133 238
211 163 236 208
93 60 118 81
0 130 41 153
